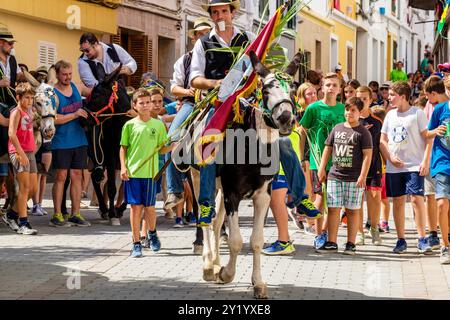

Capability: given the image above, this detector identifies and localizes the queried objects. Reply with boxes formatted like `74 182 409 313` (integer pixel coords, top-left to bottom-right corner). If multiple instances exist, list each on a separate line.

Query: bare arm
299 126 307 162
159 142 177 155
55 108 88 125
119 146 129 180
0 113 8 127
75 82 92 97
172 85 195 98
191 77 221 90
356 149 373 188
420 130 433 176
317 146 332 183
380 132 404 168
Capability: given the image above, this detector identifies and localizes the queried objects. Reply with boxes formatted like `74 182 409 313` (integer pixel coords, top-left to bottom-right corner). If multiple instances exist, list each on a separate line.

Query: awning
408 0 437 11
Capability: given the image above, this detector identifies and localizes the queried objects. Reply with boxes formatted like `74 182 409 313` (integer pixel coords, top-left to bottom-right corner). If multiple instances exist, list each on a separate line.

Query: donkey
181 50 302 299
80 64 131 223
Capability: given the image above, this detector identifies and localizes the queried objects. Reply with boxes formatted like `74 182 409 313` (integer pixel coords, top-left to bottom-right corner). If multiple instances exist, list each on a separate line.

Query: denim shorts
435 173 450 200
386 172 424 197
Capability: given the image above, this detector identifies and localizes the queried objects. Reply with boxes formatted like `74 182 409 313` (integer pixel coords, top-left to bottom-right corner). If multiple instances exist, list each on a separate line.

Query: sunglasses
380 88 389 91
80 45 94 53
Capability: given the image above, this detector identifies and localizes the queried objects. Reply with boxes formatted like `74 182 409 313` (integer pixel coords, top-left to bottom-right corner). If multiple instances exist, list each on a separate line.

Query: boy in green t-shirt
120 88 175 258
299 73 345 250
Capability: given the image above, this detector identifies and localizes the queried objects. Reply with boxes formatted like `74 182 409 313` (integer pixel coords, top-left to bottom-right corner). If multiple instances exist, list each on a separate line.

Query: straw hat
201 0 240 12
0 23 16 43
187 17 213 38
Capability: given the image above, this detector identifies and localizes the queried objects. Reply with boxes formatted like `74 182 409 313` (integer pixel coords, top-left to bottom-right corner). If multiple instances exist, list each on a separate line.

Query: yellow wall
333 0 357 20
0 0 117 34
332 21 356 78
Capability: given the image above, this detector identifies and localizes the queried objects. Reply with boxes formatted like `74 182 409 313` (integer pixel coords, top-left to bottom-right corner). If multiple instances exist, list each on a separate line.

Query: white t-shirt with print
381 106 428 173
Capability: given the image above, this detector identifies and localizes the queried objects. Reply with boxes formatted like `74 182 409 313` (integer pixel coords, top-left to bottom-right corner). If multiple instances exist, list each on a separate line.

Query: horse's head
250 50 302 136
24 67 57 141
82 64 131 127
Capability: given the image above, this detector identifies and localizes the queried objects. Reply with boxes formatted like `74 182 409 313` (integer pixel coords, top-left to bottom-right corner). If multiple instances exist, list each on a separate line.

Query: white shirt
0 55 21 80
170 53 189 93
77 42 137 88
189 26 255 85
381 106 429 173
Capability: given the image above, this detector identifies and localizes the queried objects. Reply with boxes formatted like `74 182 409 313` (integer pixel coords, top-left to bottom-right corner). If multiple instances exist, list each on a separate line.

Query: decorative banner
438 0 450 35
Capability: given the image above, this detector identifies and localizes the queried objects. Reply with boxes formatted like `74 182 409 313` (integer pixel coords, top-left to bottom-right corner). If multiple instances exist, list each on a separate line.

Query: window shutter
147 39 153 72
128 34 149 89
38 41 57 68
110 29 121 45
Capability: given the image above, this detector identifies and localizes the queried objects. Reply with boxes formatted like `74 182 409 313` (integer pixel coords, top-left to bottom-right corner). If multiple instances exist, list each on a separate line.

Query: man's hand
356 175 367 189
390 154 404 168
432 125 447 137
214 79 222 88
419 160 430 177
0 78 10 88
17 152 29 167
185 88 196 97
317 168 326 184
119 66 132 75
75 108 88 119
120 168 129 181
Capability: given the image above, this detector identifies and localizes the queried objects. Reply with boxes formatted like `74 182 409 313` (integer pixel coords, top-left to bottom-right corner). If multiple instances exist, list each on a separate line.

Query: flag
195 5 284 165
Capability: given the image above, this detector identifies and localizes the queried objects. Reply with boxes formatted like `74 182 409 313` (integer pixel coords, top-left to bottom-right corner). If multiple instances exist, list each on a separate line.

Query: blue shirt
52 82 88 150
428 101 450 177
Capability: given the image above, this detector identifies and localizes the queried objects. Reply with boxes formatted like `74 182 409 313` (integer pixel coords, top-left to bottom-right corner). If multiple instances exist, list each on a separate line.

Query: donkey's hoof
203 268 216 282
193 244 203 255
253 283 268 299
218 266 234 284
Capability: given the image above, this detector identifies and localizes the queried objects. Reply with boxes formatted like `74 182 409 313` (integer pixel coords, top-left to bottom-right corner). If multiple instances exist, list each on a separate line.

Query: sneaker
380 221 390 233
173 217 184 228
355 232 365 245
417 237 433 255
31 204 44 216
140 236 150 249
49 213 71 227
393 238 407 254
130 243 143 258
297 198 321 219
426 234 441 250
163 193 183 211
287 209 304 230
38 204 48 215
199 204 215 226
186 212 197 226
340 211 347 227
68 213 91 227
17 222 38 235
2 213 19 232
439 247 450 264
314 231 328 250
148 232 161 252
343 242 356 255
364 220 371 233
370 227 382 246
262 240 295 255
316 241 338 253
110 218 121 226
304 224 316 236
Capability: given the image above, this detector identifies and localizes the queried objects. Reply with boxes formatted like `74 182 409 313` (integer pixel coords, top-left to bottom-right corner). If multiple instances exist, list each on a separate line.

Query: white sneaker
110 218 121 226
38 204 48 215
370 227 382 246
2 214 19 232
440 247 450 264
356 232 365 245
17 223 38 235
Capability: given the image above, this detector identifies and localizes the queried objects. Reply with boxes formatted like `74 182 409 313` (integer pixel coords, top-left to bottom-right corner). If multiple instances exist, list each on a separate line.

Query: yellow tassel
194 132 225 166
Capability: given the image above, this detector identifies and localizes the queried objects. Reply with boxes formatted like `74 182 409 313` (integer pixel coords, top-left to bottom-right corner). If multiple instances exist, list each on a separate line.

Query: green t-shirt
299 100 345 170
420 58 428 74
390 69 408 82
120 117 167 178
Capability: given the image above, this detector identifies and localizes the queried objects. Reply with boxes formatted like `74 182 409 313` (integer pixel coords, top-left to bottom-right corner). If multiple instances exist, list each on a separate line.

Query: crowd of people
1 0 450 264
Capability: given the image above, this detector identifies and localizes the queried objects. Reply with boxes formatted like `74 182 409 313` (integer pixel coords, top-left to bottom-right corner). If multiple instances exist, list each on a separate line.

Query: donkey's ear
249 51 270 79
47 65 57 86
284 50 303 77
23 70 40 88
104 63 122 84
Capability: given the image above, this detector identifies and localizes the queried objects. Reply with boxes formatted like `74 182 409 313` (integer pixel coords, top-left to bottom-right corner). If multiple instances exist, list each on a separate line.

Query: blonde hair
296 82 315 109
356 86 373 98
16 82 35 98
132 88 151 104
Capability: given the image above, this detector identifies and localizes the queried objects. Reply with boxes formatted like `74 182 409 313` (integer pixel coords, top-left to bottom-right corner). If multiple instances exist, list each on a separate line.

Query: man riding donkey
186 0 321 227
77 32 137 226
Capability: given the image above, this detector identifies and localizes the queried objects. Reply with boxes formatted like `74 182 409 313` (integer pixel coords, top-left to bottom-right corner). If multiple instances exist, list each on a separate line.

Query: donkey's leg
212 184 225 278
218 205 242 284
92 178 108 219
250 182 271 299
106 166 118 219
190 169 203 255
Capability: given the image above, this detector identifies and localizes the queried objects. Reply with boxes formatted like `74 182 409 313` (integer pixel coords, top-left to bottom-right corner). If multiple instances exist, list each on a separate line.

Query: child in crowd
4 82 38 235
317 97 373 254
120 88 175 257
380 81 433 254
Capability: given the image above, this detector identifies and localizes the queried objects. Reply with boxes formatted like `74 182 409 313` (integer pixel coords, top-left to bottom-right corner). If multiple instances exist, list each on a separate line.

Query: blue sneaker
427 234 440 250
417 237 433 255
314 231 328 250
148 232 161 252
393 238 407 254
262 240 295 255
199 205 215 226
187 212 197 226
173 217 184 228
297 198 321 219
130 243 142 258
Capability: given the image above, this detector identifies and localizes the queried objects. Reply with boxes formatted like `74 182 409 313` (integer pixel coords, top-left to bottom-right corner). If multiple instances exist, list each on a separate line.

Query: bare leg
437 198 449 247
346 208 360 244
425 194 438 233
327 207 340 243
69 169 83 214
130 204 143 242
392 196 406 239
270 188 289 242
411 195 427 238
52 169 68 214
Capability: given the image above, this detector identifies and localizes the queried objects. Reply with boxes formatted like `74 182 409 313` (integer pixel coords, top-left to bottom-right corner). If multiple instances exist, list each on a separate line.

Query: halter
87 81 119 125
35 86 57 120
260 72 295 129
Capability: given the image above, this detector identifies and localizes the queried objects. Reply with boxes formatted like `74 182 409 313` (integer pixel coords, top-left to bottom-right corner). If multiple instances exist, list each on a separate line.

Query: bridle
86 81 119 125
260 72 295 129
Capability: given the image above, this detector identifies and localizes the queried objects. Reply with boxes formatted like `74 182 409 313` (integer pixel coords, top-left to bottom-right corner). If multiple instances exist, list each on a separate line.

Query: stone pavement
0 188 450 300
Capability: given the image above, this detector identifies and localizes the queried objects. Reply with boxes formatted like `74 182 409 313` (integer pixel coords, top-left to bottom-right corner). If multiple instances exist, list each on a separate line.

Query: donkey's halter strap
89 81 119 125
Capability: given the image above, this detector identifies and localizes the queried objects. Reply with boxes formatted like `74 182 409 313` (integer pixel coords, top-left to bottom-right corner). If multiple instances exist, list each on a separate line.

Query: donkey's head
82 64 131 127
24 67 57 141
250 50 302 136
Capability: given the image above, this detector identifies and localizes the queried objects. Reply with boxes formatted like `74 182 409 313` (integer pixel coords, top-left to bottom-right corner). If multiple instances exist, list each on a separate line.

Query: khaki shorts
424 174 435 196
9 152 37 174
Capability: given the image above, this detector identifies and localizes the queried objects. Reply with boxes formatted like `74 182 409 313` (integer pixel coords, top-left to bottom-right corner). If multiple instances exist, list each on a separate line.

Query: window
38 41 57 69
333 0 341 10
259 0 269 20
391 0 397 17
315 40 322 70
347 46 353 79
393 40 398 65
